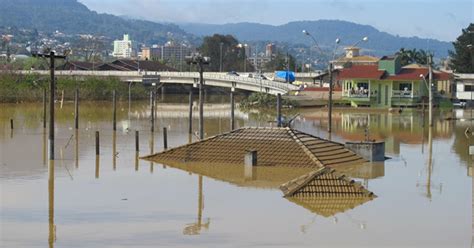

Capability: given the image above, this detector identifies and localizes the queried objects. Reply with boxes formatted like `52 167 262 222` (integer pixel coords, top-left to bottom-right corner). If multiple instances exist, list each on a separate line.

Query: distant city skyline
79 0 473 42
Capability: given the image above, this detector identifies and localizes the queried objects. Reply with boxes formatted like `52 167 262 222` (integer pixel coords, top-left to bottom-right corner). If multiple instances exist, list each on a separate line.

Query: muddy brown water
1 95 472 247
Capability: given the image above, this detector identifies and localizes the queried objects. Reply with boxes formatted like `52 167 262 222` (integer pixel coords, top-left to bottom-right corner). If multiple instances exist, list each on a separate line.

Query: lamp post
186 53 210 140
237 43 247 72
219 42 224 72
302 30 368 133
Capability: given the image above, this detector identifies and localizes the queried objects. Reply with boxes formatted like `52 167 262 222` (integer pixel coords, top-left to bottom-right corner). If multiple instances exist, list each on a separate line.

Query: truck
274 71 295 83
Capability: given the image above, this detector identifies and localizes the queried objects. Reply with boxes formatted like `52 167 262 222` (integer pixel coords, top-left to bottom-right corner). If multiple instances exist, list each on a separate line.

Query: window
465 85 474 92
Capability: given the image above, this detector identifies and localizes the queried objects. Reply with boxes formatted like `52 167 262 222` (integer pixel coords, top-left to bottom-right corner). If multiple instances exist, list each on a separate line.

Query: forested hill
0 0 194 44
180 20 453 57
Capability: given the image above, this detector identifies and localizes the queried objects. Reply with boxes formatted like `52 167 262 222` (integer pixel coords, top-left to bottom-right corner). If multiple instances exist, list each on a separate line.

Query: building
113 34 133 58
161 42 192 64
97 59 176 72
140 47 151 60
248 56 272 71
331 47 379 70
453 73 474 103
338 55 452 108
265 43 276 57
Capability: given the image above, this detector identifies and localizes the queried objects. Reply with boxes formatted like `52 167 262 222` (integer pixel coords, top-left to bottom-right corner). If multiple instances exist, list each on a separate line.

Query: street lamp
302 30 368 133
219 42 224 72
237 43 248 72
186 53 210 140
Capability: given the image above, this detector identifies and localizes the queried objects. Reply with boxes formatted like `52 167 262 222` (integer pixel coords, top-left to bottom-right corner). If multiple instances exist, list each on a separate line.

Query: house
97 59 177 72
338 55 452 108
57 61 99 71
331 47 379 70
453 73 474 103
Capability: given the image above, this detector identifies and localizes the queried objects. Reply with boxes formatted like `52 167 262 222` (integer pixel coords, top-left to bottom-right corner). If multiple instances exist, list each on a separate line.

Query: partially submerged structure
142 127 376 216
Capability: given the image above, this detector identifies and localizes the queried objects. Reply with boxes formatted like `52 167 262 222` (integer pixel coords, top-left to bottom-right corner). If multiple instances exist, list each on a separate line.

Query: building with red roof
337 55 453 108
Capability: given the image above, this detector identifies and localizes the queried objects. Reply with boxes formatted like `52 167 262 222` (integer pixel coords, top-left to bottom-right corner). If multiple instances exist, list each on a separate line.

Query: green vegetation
0 0 194 45
198 34 254 72
438 98 454 109
449 23 474 73
263 52 299 72
397 48 431 66
0 73 149 103
239 92 297 109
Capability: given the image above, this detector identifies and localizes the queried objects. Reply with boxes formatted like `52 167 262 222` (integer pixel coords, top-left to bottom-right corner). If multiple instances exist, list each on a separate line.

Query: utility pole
186 53 210 140
328 62 333 133
32 51 68 160
428 55 433 127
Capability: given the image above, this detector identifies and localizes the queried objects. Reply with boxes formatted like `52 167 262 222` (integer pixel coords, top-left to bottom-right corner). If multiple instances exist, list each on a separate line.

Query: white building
454 73 474 102
113 34 133 58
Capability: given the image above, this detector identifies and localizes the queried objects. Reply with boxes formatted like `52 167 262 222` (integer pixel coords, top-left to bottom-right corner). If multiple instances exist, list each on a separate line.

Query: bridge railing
14 70 299 93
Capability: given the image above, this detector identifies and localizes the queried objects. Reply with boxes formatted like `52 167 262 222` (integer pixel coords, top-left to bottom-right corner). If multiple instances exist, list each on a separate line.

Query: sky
79 0 473 42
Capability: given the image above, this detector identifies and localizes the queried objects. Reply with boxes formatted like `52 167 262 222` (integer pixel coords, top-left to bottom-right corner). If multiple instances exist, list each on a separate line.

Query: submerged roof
280 167 375 198
286 196 373 217
142 127 367 168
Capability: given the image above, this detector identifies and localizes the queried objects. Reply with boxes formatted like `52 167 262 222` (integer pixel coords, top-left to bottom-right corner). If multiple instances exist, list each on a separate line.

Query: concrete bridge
15 70 300 95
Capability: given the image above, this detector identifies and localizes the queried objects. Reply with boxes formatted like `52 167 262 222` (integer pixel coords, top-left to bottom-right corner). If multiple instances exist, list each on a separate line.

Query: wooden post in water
188 90 193 134
150 91 155 133
230 90 235 131
95 131 100 156
49 51 55 160
43 88 47 129
10 119 13 129
277 93 282 127
163 127 168 150
74 88 79 129
135 130 139 152
113 90 117 131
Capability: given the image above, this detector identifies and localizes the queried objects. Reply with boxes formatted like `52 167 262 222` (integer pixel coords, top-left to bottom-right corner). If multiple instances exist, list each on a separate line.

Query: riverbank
0 72 149 103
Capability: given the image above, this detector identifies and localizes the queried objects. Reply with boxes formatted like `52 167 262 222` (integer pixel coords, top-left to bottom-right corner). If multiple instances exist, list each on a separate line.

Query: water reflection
183 175 210 235
112 131 117 170
48 160 55 248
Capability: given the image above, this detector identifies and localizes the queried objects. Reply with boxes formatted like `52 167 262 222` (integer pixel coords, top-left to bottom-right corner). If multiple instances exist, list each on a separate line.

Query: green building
338 56 452 108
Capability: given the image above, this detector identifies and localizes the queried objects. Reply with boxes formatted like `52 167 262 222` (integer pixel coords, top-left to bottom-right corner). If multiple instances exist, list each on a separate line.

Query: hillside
180 20 453 57
0 0 194 44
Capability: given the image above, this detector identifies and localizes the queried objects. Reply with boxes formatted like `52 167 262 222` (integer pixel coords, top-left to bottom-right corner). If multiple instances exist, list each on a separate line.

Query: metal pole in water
135 130 139 152
49 51 55 160
277 93 282 127
163 127 168 150
428 55 433 127
43 88 47 129
188 90 193 134
230 90 235 131
113 90 117 131
328 62 333 133
151 91 155 133
74 88 79 130
199 64 204 140
95 131 100 156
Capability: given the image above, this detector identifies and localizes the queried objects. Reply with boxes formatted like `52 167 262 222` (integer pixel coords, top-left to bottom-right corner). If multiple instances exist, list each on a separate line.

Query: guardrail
14 70 299 93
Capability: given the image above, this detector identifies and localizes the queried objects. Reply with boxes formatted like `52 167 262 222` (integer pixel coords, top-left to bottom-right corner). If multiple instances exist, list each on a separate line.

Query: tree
449 23 474 73
397 48 430 66
198 34 254 72
263 52 299 72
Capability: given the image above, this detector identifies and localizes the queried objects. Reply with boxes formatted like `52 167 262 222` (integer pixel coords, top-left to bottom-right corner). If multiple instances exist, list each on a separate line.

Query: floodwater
1 95 472 248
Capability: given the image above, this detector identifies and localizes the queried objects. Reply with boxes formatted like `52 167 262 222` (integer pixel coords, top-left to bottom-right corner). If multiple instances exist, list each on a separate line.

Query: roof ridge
287 129 325 168
281 167 331 196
